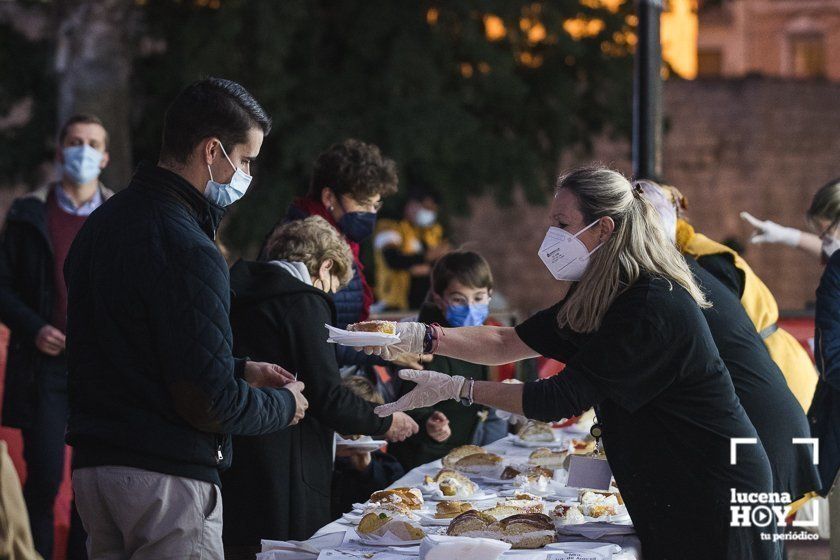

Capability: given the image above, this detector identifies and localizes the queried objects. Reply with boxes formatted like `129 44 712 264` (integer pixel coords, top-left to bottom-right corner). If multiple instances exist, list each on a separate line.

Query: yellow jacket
374 219 444 310
677 220 817 411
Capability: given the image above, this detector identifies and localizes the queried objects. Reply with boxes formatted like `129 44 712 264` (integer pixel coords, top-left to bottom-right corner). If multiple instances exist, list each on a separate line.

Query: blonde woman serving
362 166 778 560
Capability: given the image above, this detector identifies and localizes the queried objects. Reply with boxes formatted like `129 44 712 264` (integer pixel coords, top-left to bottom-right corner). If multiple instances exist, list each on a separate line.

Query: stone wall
450 77 840 316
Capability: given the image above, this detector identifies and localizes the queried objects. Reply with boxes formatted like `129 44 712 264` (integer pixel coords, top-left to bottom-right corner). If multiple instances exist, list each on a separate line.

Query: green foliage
3 0 634 255
0 20 56 186
133 0 634 254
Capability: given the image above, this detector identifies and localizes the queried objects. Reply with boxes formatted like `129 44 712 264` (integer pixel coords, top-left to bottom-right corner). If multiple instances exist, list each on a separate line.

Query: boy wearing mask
388 251 507 470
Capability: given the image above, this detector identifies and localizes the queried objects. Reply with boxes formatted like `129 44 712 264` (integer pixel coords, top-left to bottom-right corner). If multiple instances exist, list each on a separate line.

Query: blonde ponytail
556 166 709 333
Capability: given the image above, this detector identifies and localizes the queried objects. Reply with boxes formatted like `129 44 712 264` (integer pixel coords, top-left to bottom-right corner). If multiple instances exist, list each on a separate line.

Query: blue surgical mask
445 303 490 327
413 208 437 228
62 145 104 185
205 142 252 207
338 209 377 243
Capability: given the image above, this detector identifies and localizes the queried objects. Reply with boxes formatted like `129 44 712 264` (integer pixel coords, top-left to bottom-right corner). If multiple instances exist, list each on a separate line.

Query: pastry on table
445 510 497 534
423 468 479 498
481 505 527 520
500 466 522 480
434 501 475 519
528 447 567 468
446 510 555 549
369 487 424 510
518 420 555 442
495 514 556 549
552 503 586 526
357 512 425 541
362 501 417 519
586 504 617 518
497 493 545 514
442 445 486 468
578 490 621 517
453 452 503 475
579 488 624 505
439 477 478 498
347 320 397 335
424 468 474 487
570 438 597 455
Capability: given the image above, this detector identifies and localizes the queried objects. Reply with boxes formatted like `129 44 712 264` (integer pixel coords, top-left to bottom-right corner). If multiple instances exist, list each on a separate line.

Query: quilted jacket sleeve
0 216 48 338
150 242 295 435
816 252 840 392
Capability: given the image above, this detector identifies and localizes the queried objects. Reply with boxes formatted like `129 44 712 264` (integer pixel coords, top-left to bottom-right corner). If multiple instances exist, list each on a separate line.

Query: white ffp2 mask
538 220 603 281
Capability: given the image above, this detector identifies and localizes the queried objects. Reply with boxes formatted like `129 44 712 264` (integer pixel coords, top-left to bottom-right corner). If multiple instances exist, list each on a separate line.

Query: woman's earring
329 206 334 211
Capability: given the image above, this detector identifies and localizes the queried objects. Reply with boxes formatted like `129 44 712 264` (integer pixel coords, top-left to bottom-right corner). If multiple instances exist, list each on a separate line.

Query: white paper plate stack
324 324 401 347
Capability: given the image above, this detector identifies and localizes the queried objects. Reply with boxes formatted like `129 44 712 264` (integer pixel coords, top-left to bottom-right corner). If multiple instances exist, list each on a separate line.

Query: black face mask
338 211 377 243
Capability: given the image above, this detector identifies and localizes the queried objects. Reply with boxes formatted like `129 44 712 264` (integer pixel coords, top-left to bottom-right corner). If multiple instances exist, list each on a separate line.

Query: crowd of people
0 77 836 560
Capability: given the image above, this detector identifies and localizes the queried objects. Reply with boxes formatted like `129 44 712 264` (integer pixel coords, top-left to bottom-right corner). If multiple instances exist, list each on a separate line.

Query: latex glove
374 370 465 417
740 212 802 246
358 322 426 361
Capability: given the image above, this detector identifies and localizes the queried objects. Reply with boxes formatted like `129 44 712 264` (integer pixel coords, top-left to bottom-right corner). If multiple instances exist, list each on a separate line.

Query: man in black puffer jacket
64 78 308 560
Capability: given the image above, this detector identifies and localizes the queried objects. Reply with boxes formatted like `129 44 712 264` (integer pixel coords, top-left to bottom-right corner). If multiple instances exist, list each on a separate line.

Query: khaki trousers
73 466 223 560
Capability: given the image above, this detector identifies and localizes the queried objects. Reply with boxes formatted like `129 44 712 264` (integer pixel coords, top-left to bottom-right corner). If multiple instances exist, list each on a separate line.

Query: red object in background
536 358 580 426
777 316 817 363
0 326 73 560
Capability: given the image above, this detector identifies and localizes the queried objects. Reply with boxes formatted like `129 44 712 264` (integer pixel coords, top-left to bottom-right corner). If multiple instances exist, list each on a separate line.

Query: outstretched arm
360 323 539 366
436 325 540 366
740 212 822 258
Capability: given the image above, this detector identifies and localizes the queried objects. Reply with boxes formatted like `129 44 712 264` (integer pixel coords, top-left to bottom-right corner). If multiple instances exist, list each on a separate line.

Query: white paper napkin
419 534 511 560
257 532 346 558
545 541 622 559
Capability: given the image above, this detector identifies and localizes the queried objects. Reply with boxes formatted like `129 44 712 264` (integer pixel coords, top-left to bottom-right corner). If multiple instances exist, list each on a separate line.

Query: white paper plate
341 511 363 524
426 489 498 502
325 324 401 347
335 435 386 453
354 533 424 547
512 437 568 449
555 520 635 537
417 513 456 527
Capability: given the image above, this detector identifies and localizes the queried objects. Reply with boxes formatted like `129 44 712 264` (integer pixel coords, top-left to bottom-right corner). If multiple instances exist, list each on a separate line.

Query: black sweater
516 274 778 560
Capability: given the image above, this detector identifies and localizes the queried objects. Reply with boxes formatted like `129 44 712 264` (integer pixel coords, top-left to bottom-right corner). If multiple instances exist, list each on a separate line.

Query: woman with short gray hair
220 216 419 556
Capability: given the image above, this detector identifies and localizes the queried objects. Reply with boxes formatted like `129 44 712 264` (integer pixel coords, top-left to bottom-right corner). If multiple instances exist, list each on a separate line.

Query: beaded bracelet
423 323 444 354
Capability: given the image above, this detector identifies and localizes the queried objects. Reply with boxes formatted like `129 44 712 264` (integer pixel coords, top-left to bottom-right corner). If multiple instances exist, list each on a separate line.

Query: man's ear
100 150 110 169
320 259 334 274
202 137 220 167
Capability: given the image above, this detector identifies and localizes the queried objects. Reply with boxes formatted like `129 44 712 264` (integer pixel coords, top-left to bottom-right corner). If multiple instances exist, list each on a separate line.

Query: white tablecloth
288 429 642 559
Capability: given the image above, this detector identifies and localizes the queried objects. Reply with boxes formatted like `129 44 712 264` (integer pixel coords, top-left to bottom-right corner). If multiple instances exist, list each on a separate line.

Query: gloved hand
740 212 802 247
358 322 426 361
374 370 466 417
